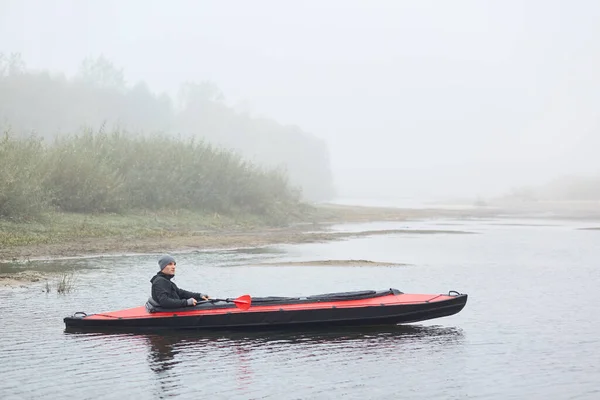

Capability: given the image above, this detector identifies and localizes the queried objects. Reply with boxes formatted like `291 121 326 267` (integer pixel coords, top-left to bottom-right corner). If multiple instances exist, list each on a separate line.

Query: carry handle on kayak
209 294 252 311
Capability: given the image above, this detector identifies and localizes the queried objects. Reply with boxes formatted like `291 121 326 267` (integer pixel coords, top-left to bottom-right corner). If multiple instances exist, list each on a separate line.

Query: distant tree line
0 53 335 202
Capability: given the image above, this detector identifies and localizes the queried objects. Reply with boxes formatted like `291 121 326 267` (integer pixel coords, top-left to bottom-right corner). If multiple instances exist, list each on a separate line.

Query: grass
0 203 492 250
0 207 322 249
56 272 75 294
39 273 76 294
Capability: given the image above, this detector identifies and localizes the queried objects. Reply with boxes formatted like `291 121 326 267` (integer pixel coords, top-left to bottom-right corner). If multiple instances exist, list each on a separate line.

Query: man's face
162 262 176 275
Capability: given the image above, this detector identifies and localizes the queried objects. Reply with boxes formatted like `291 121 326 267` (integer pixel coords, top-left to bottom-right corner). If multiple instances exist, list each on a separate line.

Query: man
150 254 210 308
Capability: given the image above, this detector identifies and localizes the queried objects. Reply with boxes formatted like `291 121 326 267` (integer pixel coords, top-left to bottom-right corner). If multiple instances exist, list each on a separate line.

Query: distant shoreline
2 201 599 263
1 202 599 287
0 203 494 263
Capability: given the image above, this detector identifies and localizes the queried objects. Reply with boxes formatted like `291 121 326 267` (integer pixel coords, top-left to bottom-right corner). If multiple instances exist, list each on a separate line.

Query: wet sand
0 271 50 288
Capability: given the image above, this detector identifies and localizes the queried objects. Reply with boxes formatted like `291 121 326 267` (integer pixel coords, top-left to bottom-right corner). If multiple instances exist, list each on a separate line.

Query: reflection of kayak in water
64 288 468 332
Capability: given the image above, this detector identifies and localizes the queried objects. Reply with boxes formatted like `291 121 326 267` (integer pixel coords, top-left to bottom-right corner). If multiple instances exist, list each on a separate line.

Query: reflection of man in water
146 334 177 374
145 333 255 396
146 334 180 398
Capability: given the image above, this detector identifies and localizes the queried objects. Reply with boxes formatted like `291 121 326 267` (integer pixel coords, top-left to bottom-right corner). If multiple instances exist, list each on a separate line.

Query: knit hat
158 254 176 271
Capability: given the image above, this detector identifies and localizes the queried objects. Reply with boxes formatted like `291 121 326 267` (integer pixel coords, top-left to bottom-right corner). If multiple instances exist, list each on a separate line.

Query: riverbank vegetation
0 130 304 223
0 201 499 263
0 207 309 249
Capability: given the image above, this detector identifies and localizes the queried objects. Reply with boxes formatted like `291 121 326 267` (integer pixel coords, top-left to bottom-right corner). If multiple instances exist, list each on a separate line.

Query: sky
1 0 599 200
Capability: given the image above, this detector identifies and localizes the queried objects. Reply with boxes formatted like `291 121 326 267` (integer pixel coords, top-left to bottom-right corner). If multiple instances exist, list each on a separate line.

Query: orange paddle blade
232 294 252 311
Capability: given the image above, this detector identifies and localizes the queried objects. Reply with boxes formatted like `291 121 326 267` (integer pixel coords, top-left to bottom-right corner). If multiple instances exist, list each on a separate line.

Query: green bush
0 129 302 220
43 131 126 212
0 131 47 220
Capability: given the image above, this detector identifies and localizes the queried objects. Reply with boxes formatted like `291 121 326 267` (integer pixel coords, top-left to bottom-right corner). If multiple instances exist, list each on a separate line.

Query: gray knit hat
158 254 176 271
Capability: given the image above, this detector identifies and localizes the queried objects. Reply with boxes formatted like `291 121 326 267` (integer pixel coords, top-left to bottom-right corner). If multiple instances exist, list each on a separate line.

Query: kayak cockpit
145 288 404 313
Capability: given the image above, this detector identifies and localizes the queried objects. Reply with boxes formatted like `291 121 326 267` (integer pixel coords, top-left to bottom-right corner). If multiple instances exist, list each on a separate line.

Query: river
1 212 599 399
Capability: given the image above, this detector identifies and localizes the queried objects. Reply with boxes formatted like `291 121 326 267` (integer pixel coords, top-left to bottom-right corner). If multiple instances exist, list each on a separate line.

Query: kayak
63 288 467 332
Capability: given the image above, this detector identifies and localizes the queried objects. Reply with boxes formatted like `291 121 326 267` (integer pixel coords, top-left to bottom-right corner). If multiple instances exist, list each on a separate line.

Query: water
1 215 600 399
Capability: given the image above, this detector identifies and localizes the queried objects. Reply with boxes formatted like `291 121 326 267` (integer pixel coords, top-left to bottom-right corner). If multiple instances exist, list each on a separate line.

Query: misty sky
2 0 599 200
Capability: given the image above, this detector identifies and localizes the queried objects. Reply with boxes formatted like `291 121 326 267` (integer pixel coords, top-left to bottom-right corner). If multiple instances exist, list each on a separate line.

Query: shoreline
2 202 599 287
1 203 499 263
2 202 599 263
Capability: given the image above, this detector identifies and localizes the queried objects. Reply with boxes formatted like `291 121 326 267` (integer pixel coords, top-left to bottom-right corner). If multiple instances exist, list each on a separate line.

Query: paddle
208 294 252 311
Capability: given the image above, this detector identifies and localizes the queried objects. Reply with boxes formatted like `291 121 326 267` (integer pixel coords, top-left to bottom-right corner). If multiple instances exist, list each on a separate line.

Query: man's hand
202 295 210 301
187 298 197 306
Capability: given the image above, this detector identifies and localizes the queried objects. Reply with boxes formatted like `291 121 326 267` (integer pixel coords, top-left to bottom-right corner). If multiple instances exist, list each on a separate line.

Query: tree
77 55 126 91
178 81 225 111
0 52 26 77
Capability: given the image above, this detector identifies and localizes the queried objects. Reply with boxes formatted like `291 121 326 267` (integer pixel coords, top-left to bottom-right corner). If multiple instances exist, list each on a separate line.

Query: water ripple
2 220 600 398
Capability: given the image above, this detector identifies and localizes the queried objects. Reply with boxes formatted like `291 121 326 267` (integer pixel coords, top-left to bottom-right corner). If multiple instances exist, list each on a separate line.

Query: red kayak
64 288 467 332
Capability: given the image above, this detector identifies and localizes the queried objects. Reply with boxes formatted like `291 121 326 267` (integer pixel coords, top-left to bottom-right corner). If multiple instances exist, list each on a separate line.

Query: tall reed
0 131 47 220
0 129 302 220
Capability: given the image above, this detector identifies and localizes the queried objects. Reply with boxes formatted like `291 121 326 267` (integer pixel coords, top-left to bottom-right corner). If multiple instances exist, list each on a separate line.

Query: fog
2 0 599 201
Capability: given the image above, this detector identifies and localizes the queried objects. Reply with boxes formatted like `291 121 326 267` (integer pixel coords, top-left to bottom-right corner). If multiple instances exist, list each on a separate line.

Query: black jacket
150 272 207 308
